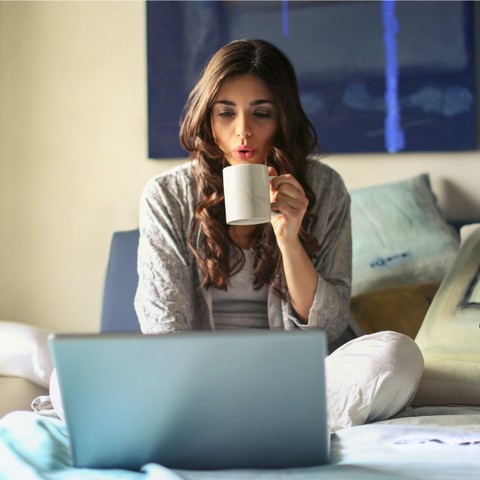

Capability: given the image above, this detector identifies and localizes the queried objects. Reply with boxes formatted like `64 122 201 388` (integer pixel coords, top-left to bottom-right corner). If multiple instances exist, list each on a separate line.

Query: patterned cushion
413 225 480 406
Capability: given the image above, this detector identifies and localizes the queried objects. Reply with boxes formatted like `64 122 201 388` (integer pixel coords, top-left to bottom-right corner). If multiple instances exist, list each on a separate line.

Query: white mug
223 164 281 225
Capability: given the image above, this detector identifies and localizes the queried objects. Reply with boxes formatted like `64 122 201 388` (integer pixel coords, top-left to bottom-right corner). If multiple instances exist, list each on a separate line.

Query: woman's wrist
277 234 303 256
278 234 318 323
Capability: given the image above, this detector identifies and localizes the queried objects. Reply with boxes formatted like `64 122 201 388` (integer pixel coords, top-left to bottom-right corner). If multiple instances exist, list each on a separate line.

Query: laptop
49 329 329 471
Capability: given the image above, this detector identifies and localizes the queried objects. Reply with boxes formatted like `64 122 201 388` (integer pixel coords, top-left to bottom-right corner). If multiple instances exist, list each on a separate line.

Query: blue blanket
2 408 480 479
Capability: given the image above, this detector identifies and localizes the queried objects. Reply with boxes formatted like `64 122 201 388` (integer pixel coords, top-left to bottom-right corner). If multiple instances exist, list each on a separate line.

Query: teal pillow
350 174 459 296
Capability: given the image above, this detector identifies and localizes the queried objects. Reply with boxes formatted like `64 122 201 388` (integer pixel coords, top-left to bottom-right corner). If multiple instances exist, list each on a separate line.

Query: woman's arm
278 238 317 324
269 163 352 334
269 166 317 323
134 167 200 334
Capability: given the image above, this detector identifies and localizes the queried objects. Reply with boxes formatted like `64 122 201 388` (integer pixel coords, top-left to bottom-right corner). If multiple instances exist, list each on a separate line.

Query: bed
2 406 480 479
1 172 480 479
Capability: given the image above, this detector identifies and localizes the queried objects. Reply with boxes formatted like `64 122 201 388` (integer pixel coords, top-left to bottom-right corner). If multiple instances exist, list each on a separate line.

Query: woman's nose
236 114 251 140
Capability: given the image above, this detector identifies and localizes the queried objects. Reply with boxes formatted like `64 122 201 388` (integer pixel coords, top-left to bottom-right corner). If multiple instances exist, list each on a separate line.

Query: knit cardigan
134 158 352 342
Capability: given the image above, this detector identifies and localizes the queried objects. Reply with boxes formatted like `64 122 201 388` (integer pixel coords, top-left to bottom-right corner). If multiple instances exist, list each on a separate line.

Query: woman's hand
268 166 309 249
268 166 317 324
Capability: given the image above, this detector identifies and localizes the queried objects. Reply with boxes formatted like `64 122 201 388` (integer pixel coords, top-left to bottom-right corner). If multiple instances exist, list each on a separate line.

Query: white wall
0 1 479 333
323 152 480 221
0 1 185 332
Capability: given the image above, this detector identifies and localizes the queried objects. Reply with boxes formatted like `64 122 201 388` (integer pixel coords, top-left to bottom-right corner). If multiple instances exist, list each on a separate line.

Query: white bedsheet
1 406 480 479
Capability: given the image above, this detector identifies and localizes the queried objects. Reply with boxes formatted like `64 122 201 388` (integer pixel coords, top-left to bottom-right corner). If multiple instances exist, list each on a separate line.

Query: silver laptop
49 329 329 471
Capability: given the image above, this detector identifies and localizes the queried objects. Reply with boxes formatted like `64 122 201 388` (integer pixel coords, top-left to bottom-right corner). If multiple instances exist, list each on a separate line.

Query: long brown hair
180 39 321 299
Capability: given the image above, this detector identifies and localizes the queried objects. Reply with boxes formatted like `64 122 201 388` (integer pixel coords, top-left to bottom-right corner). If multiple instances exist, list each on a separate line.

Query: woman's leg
325 331 424 432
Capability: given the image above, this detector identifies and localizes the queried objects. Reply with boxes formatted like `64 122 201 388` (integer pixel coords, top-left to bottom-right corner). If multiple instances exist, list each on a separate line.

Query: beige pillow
350 281 441 340
413 224 480 406
460 223 480 246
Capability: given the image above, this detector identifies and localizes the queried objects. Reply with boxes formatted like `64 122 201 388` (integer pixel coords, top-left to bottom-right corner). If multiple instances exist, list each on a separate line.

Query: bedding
1 407 480 479
0 321 53 419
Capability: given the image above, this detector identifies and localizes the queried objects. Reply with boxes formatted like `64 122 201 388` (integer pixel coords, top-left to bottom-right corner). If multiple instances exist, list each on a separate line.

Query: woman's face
211 75 278 166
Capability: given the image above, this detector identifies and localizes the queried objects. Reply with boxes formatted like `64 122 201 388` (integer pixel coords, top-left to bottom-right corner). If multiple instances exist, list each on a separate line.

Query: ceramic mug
223 164 281 225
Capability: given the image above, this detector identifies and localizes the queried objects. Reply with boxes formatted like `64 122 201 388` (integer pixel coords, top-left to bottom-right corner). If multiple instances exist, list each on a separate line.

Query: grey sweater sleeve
134 166 197 334
285 160 352 341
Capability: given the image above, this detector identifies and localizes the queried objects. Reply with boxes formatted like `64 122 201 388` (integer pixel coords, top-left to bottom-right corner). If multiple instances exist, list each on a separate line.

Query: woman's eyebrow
214 99 274 106
250 100 274 106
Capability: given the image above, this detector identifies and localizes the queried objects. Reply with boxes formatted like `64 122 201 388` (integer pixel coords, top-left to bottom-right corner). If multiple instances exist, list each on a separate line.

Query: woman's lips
233 145 256 160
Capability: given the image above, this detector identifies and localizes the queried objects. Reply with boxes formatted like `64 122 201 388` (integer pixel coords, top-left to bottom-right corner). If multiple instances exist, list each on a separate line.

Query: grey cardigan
134 159 352 342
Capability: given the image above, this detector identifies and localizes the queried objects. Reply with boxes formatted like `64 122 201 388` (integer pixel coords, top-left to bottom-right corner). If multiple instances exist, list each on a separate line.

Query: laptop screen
50 329 329 471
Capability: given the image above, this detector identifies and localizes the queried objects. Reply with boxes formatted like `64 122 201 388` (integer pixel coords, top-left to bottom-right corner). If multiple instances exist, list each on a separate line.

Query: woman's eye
253 112 272 119
218 111 234 118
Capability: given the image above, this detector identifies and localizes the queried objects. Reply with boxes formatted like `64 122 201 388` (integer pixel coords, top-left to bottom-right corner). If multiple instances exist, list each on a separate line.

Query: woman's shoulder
142 161 197 202
145 160 195 186
304 157 349 198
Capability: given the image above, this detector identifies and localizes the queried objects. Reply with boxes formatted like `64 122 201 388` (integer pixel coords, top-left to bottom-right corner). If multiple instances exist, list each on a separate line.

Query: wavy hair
179 39 321 299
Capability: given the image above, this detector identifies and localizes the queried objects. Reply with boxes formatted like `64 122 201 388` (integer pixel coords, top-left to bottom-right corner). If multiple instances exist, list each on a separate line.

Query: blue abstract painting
147 1 476 158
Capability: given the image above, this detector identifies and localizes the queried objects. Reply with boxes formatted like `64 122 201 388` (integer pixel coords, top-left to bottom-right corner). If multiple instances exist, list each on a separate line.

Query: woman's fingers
268 170 308 240
271 196 308 220
274 183 308 204
271 174 306 196
274 193 308 212
271 201 295 219
270 177 308 213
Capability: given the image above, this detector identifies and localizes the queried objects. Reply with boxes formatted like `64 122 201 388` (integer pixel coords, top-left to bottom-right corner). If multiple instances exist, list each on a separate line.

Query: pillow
350 174 459 297
413 224 480 406
460 223 480 246
350 280 442 339
0 321 54 388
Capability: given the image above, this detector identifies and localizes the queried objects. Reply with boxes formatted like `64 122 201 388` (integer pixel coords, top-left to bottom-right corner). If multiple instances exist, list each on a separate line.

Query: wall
0 1 479 333
0 1 186 332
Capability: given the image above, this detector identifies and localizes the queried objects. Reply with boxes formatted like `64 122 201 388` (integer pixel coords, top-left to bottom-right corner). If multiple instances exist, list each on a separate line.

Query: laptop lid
49 329 329 471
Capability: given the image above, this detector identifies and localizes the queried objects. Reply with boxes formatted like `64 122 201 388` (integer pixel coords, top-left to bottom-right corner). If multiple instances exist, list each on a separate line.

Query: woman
134 39 423 431
136 39 350 337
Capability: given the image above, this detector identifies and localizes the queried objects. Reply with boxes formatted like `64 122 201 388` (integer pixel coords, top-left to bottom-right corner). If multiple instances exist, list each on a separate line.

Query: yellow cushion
350 281 441 340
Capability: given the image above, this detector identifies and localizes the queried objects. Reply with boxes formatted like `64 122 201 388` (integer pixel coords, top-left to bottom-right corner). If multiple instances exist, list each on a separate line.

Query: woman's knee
325 331 424 430
354 331 424 422
384 331 424 379
334 331 423 379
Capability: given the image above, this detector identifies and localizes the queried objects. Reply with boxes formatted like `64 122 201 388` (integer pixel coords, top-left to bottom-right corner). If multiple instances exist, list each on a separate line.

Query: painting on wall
147 0 476 158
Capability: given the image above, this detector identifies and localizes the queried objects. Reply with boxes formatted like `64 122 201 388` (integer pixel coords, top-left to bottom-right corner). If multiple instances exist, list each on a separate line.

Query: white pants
50 331 424 431
326 331 424 432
